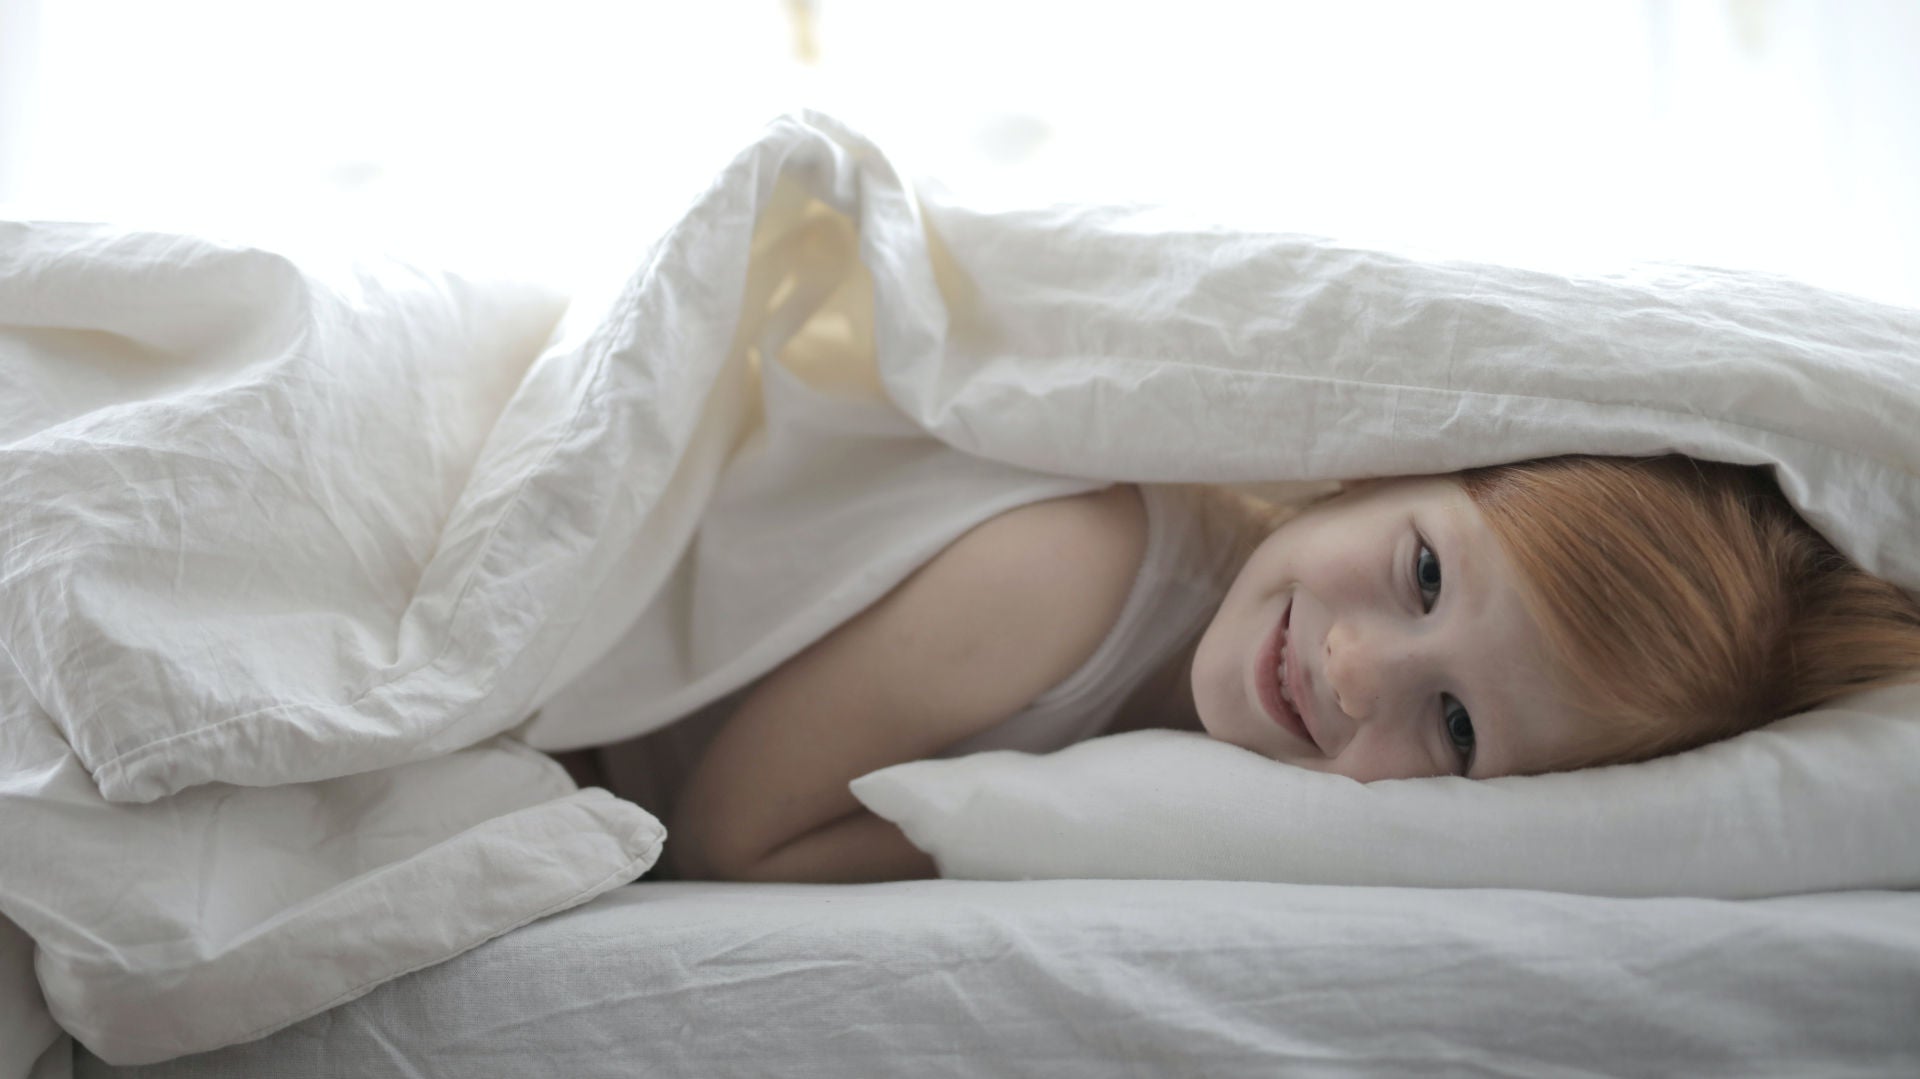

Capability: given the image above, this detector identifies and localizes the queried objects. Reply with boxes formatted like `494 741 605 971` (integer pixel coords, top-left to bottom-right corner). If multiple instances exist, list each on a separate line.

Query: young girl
556 454 1920 884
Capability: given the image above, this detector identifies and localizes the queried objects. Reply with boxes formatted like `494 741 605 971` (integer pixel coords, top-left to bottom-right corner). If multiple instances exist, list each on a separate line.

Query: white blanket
3 108 1918 1067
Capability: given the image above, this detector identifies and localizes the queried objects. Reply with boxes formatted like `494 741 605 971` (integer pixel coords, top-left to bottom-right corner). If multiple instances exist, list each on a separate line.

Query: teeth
1276 661 1293 704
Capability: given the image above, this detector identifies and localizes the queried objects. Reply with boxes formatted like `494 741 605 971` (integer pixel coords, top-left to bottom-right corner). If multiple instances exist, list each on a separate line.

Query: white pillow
852 680 1920 898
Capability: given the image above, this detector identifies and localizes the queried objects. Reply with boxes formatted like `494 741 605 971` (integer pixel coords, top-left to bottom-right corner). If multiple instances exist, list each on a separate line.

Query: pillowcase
852 680 1920 898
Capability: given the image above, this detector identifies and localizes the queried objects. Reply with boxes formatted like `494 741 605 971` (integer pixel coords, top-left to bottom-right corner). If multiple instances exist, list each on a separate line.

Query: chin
1194 710 1228 744
1192 646 1257 750
1193 700 1263 755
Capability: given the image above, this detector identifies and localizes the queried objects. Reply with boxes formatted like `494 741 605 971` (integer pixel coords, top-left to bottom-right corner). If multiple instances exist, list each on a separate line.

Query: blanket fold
3 108 1917 1066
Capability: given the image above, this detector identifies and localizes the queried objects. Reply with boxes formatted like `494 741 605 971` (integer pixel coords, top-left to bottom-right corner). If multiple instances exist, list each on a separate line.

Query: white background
1 0 1916 306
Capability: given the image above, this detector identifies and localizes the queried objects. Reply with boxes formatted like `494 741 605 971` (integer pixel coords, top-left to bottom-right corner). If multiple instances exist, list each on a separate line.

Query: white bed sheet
69 879 1920 1078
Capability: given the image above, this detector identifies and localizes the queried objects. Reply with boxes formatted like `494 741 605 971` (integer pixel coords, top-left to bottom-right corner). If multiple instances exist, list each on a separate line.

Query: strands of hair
1458 454 1920 772
1178 457 1920 776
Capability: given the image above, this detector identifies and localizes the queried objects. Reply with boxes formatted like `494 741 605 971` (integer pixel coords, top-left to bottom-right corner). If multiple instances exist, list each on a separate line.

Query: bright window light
3 0 1916 306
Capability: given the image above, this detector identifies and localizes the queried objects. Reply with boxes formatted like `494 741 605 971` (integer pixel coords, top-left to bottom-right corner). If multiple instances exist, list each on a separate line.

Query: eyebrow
1430 513 1511 779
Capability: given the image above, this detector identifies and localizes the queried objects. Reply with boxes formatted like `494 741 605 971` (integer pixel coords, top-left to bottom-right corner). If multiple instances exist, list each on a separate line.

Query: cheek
1191 600 1238 693
1238 532 1297 597
1204 557 1273 642
1332 552 1375 596
1328 727 1447 782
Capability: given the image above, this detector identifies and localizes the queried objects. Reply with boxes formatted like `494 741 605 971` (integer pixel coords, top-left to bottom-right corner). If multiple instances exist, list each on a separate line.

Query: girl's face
1192 476 1584 782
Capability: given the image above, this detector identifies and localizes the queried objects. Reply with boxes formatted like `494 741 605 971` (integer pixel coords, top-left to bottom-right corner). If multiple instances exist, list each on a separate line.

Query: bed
67 880 1920 1077
5 110 1919 1078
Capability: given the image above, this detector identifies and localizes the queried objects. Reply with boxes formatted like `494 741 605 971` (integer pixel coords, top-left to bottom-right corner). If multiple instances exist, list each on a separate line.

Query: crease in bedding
3 109 1918 1067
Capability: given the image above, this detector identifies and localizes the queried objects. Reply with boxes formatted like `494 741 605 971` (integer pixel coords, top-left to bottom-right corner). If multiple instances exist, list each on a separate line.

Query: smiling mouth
1256 599 1316 749
1280 611 1319 752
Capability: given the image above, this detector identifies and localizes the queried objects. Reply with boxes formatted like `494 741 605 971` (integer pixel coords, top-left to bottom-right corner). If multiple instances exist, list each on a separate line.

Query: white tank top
586 482 1239 820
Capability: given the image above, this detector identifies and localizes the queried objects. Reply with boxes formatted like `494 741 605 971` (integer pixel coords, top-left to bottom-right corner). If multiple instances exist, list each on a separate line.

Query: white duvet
3 109 1918 1068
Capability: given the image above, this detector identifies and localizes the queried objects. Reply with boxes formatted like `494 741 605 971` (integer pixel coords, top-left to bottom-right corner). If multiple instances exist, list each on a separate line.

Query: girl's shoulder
906 480 1151 677
981 482 1147 595
819 476 1154 721
664 482 1154 878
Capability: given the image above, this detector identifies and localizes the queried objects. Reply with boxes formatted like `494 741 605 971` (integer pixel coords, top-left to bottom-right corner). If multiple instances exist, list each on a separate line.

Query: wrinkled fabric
9 110 1919 808
3 107 1918 1068
0 650 661 1067
71 881 1920 1079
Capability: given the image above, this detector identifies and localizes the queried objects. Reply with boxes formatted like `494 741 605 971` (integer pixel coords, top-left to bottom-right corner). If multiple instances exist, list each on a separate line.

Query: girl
556 454 1920 884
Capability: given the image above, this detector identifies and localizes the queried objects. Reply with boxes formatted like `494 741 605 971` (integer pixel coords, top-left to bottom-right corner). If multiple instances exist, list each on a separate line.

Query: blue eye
1443 695 1475 773
1413 540 1442 611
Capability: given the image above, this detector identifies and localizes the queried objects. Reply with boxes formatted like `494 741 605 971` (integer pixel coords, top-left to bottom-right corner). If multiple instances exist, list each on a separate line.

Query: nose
1323 618 1391 722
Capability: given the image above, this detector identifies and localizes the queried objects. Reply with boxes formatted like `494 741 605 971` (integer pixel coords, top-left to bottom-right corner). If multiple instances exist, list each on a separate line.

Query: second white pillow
851 681 1920 898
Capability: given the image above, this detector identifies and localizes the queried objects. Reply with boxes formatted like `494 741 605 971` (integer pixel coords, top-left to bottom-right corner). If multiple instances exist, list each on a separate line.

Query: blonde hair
1455 454 1920 772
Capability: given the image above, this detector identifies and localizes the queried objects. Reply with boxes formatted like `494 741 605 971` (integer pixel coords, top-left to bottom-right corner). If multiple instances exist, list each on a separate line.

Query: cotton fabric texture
2 108 1917 1067
67 881 1920 1079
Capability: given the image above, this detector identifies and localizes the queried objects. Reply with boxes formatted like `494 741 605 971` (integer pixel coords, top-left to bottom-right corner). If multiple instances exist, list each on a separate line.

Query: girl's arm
711 805 936 884
667 484 1147 884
